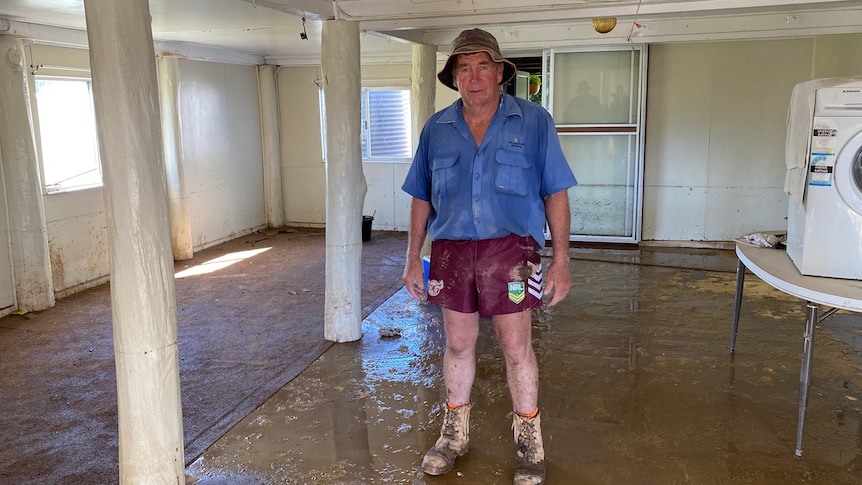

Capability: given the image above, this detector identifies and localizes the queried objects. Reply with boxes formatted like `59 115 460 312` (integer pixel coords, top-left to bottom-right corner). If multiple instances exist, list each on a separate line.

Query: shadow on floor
189 245 862 484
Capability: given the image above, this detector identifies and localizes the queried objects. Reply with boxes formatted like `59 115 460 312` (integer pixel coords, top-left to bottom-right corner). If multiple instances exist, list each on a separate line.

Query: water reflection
189 254 862 484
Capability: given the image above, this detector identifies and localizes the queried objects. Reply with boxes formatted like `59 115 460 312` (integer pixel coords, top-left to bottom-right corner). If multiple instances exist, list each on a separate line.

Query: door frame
543 44 648 244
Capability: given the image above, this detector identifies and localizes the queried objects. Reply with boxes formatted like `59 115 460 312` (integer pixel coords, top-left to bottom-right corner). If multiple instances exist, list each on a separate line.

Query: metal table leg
731 258 746 353
795 301 818 457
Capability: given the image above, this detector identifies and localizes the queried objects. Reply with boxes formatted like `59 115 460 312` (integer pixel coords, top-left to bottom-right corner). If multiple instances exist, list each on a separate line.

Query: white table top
736 244 862 312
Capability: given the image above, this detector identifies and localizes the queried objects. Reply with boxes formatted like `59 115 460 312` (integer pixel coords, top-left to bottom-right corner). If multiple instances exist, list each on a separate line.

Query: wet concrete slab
188 252 862 484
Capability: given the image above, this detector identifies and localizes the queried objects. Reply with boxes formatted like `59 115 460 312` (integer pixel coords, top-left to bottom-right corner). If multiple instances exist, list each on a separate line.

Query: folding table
731 243 862 456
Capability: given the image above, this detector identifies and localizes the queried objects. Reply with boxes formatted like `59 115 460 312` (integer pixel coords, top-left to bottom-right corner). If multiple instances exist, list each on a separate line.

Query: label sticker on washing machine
813 128 837 137
809 156 833 186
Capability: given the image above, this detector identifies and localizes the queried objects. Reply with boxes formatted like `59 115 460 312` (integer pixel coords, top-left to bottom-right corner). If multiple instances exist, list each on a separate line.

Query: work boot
512 411 546 485
421 402 472 475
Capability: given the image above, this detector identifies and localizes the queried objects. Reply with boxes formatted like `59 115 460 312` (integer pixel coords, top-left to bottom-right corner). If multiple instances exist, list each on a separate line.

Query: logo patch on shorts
508 281 525 304
427 279 444 297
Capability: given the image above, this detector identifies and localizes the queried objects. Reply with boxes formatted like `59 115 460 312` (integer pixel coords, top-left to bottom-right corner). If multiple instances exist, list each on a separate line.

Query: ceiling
1 0 862 65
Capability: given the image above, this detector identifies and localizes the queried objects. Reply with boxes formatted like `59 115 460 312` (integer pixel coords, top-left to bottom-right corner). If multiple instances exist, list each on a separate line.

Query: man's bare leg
441 308 480 404
494 310 545 485
421 308 480 476
493 310 538 414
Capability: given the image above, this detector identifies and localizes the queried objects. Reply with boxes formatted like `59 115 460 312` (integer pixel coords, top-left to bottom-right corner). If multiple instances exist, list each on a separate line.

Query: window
319 85 413 163
34 77 102 193
360 88 412 162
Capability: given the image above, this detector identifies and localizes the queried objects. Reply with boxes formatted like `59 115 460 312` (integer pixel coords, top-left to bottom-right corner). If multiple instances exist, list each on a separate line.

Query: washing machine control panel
816 86 862 116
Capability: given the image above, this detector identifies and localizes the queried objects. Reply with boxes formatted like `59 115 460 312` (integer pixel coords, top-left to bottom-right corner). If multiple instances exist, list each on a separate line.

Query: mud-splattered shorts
427 234 543 316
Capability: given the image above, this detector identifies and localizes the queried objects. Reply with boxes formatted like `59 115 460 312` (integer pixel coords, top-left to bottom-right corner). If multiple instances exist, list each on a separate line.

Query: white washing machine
787 83 862 280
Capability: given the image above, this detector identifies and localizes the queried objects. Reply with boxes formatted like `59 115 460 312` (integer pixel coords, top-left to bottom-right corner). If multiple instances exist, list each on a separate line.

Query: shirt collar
500 92 524 120
437 91 522 125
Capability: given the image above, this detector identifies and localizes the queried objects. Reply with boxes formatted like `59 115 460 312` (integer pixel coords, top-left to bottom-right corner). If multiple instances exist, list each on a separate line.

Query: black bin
362 215 374 241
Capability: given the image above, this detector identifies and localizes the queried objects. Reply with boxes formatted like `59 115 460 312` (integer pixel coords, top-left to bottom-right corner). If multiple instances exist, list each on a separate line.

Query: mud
0 227 409 484
188 250 862 484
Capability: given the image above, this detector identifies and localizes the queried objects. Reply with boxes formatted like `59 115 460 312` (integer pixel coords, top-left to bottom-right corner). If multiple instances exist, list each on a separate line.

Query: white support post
258 64 285 228
322 20 365 343
411 43 437 258
82 1 185 482
411 43 437 150
158 55 194 261
0 37 55 312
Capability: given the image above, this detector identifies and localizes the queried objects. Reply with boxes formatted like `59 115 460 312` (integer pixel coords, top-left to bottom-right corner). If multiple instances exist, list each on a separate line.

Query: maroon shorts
427 234 543 316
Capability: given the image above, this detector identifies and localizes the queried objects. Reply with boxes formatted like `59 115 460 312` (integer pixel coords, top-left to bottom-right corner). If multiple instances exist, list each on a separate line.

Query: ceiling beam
338 0 857 30
242 0 337 20
373 4 862 49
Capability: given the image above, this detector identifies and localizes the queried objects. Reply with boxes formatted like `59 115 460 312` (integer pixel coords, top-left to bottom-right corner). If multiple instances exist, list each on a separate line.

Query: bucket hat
437 28 517 91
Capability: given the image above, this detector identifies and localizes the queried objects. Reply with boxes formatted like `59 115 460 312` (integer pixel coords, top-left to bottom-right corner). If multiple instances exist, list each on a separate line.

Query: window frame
545 44 648 244
319 81 413 164
32 75 103 194
360 86 413 163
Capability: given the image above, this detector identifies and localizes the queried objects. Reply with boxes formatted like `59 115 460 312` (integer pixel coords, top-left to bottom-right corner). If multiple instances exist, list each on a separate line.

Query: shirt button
474 196 479 201
475 173 480 179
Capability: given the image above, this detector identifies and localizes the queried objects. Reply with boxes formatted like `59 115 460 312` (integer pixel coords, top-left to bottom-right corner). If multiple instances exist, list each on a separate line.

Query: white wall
278 66 327 226
28 45 112 296
277 61 457 232
176 58 266 248
45 190 110 296
811 34 862 78
23 45 266 297
644 34 862 242
644 38 812 241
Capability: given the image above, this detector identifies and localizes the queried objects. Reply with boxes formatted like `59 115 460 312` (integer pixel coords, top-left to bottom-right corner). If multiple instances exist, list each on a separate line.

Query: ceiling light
592 17 617 34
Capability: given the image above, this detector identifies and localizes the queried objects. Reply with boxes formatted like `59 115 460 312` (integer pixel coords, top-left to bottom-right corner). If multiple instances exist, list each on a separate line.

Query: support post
411 44 436 150
0 37 55 312
258 64 285 228
411 44 437 257
322 20 365 342
158 55 194 260
83 1 185 481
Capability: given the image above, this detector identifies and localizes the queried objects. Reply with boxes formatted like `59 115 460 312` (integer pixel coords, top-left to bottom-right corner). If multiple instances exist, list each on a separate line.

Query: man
401 28 577 485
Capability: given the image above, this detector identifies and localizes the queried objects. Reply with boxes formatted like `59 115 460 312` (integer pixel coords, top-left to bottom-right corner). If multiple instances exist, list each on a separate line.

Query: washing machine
787 83 862 280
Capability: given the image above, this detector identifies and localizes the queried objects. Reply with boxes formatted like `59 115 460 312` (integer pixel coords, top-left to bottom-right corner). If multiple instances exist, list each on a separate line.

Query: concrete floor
187 248 862 484
0 228 410 484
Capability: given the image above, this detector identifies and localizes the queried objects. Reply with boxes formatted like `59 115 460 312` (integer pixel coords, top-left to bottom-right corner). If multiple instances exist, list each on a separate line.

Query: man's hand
402 257 427 301
543 259 571 306
403 198 432 301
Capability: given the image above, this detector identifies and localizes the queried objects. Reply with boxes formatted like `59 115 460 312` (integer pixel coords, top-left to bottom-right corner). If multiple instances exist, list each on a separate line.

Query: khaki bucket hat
437 28 517 91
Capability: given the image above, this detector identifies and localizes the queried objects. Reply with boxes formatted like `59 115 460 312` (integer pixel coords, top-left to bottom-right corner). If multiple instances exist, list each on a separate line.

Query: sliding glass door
546 46 647 243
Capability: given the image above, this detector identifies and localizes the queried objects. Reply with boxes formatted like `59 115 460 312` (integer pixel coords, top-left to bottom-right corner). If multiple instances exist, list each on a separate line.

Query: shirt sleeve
401 121 433 201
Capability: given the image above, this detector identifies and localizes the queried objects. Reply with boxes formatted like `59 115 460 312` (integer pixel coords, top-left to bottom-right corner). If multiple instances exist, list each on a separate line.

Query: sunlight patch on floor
175 247 271 278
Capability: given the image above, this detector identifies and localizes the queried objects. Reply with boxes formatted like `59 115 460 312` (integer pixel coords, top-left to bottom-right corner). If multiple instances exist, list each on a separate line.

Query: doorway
537 46 647 243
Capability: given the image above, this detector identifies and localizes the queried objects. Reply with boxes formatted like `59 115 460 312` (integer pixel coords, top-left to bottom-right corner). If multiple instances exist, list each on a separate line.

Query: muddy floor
188 247 862 484
0 227 408 484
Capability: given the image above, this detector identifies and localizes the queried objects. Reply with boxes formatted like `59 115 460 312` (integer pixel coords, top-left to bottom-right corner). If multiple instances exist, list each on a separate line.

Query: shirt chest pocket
494 150 533 197
431 155 459 198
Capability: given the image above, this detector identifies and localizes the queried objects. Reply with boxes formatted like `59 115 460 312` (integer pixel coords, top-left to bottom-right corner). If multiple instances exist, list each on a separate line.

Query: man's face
452 51 504 111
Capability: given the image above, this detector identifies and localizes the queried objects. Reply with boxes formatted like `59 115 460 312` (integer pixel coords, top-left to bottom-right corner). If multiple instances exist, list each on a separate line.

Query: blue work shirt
402 92 577 248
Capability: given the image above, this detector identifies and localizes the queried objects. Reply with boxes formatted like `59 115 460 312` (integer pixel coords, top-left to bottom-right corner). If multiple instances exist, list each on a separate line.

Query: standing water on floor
188 255 862 484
